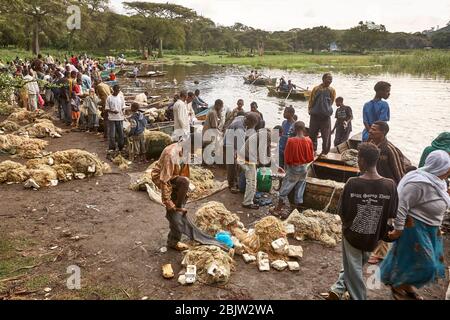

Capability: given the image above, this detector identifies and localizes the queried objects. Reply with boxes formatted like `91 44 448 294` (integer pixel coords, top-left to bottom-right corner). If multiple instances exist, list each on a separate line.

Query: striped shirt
375 139 411 185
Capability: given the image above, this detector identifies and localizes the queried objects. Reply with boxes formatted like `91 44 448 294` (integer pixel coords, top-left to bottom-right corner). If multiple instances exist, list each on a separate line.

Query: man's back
339 177 398 252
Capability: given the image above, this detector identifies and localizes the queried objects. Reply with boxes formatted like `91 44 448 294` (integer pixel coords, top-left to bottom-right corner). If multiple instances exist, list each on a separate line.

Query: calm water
123 64 450 165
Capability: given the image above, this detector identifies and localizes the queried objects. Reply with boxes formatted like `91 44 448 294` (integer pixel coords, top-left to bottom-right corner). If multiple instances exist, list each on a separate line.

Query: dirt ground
0 122 449 300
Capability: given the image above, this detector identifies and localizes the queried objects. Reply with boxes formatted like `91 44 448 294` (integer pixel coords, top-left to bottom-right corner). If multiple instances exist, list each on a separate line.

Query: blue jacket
129 112 147 136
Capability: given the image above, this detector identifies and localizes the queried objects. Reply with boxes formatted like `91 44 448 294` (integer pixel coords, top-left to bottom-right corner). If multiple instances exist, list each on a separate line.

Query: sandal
391 287 423 300
368 256 382 265
243 204 260 210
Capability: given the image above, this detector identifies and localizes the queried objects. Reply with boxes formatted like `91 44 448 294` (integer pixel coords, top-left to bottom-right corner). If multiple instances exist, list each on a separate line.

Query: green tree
340 21 387 53
300 26 335 53
0 0 73 54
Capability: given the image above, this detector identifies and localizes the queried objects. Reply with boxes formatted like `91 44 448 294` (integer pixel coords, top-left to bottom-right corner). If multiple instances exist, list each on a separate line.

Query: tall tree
0 0 73 54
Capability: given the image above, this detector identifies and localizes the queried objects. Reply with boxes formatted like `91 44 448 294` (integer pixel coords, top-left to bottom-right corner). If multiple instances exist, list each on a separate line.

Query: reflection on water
123 64 450 165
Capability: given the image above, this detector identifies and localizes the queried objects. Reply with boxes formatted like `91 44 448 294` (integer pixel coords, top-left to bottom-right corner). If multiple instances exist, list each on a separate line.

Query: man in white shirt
24 69 40 111
105 85 125 152
186 92 197 125
173 90 189 137
134 91 149 106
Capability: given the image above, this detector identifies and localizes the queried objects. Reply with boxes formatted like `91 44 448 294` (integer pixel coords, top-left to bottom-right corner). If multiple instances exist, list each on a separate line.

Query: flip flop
391 287 415 300
368 256 382 265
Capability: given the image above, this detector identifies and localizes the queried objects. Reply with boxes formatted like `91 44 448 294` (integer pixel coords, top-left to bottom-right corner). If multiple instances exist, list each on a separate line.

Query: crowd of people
2 54 449 300
154 72 449 300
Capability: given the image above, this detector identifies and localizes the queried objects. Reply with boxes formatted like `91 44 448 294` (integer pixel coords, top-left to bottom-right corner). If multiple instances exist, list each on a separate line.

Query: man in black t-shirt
331 97 353 146
327 143 399 300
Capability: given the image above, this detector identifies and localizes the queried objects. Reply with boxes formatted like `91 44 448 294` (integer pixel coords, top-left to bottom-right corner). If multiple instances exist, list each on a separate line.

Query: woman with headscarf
380 150 450 300
419 132 450 168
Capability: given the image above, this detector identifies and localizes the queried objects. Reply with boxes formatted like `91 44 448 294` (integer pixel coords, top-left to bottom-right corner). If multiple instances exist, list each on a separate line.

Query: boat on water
243 76 277 86
127 71 167 78
267 86 311 101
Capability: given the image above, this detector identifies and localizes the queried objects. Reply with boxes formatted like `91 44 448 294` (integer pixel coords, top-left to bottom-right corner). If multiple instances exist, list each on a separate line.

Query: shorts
72 111 81 121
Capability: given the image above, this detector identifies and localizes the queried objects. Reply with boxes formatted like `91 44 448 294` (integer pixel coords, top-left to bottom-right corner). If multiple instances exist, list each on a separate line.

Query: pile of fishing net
0 103 16 116
0 160 57 187
0 121 21 133
16 119 63 138
143 130 172 158
6 109 53 125
181 245 235 284
194 202 243 237
236 216 289 260
0 134 48 158
341 149 359 167
144 108 166 123
112 154 131 171
285 209 342 247
0 161 29 184
190 167 216 194
0 149 110 188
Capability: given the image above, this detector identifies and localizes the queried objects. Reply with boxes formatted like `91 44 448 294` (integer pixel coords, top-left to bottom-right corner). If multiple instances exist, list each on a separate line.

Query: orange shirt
284 136 314 166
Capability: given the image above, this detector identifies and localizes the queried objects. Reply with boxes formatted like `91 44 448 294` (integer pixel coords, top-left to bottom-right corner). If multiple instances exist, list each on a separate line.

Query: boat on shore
243 76 277 86
127 71 167 78
267 86 311 100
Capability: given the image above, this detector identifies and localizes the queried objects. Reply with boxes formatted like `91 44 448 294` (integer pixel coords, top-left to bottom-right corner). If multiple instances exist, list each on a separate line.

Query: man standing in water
362 81 391 142
308 73 336 156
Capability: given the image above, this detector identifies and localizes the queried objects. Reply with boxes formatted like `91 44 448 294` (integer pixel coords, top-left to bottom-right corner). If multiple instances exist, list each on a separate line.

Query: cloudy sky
110 0 449 33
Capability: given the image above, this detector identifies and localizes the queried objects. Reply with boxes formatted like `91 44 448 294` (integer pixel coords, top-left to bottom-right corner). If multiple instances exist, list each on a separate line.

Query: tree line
0 1 448 57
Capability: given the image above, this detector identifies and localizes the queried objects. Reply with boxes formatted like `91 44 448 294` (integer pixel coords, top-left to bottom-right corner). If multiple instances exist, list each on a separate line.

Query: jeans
309 115 331 154
165 211 225 248
60 99 71 125
225 145 237 188
108 120 124 151
240 163 257 206
279 164 308 205
331 237 371 300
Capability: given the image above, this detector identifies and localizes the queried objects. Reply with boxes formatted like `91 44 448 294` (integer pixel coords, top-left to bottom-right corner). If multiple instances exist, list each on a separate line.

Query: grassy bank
1 48 449 79
164 50 450 78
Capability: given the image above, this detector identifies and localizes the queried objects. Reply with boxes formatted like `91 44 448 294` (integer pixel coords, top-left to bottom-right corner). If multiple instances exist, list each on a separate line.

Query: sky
109 0 449 33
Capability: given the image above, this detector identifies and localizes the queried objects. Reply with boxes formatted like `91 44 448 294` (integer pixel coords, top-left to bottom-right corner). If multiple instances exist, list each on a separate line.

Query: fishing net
6 109 53 125
0 103 16 116
144 108 167 123
0 121 21 132
285 209 342 247
341 149 359 167
1 150 110 187
194 201 242 236
16 119 63 138
181 245 235 284
237 216 289 261
143 130 172 158
27 165 58 187
0 134 48 158
0 161 29 183
112 154 131 171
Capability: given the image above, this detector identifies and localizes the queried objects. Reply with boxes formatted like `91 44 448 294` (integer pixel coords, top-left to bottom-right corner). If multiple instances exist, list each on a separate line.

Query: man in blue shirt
362 81 391 141
279 106 296 168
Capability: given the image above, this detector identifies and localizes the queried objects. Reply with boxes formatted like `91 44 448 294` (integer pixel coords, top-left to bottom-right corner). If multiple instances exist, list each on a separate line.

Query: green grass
1 48 449 78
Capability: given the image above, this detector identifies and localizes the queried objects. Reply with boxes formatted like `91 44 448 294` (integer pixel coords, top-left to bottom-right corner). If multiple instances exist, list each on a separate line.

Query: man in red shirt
271 121 314 217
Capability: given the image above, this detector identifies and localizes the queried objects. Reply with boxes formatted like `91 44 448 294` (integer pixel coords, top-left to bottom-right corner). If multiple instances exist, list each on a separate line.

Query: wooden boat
243 76 276 86
309 132 362 183
147 121 174 136
267 86 311 100
127 71 167 78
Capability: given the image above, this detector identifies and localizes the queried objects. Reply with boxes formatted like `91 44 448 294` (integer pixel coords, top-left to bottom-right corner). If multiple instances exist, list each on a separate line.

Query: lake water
124 64 450 165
